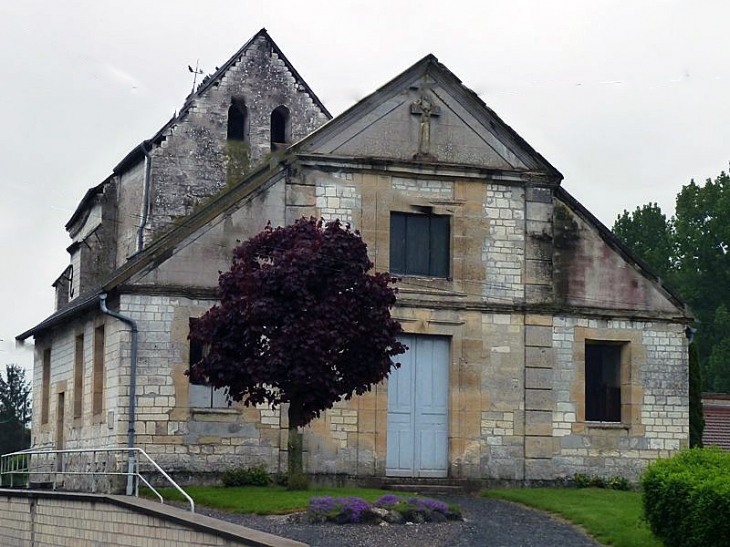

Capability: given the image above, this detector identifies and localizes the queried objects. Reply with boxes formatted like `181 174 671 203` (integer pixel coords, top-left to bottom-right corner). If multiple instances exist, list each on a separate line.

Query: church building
18 29 691 484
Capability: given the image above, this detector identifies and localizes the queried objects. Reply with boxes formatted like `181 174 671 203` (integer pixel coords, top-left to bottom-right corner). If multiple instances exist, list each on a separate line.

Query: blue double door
386 335 450 477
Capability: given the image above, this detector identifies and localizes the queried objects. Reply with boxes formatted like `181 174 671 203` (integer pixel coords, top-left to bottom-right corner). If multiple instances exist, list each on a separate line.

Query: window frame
270 105 291 151
41 348 51 425
584 341 623 423
188 318 229 409
572 328 642 434
227 98 249 142
92 324 105 417
389 211 451 278
73 333 84 420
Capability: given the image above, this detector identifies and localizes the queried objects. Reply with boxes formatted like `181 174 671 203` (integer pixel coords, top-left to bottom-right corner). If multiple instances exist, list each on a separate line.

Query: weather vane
188 60 204 95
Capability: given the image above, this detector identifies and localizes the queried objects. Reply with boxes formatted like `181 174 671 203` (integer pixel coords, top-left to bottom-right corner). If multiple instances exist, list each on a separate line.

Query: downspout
100 293 138 496
136 142 152 252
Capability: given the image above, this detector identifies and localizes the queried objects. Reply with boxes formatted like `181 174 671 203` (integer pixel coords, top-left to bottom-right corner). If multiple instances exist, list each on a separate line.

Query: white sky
2 0 730 375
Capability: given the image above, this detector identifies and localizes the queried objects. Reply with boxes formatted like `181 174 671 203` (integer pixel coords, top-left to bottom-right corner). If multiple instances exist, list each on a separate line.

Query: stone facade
19 38 691 486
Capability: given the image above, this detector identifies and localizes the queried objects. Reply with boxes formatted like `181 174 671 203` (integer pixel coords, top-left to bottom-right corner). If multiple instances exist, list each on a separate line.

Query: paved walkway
199 495 601 547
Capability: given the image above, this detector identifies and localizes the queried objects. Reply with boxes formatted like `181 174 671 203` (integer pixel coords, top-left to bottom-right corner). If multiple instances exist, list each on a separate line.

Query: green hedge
220 464 272 487
641 448 730 547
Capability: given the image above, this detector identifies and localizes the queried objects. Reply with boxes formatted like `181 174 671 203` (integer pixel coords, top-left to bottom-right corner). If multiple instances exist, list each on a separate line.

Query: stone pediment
297 55 562 181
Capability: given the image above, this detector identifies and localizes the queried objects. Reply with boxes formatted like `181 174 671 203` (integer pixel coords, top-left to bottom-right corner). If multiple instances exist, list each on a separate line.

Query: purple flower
374 494 401 508
337 497 372 523
309 496 338 515
407 497 449 514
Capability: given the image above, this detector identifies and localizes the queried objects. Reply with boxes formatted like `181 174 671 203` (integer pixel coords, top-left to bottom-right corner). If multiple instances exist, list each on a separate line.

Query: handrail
0 447 195 513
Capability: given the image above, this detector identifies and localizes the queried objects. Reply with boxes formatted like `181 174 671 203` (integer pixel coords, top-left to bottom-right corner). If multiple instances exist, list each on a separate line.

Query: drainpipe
136 142 152 252
100 293 138 496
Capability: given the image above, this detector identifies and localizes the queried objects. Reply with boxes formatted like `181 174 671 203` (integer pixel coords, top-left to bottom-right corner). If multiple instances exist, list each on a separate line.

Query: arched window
270 105 290 150
227 98 248 141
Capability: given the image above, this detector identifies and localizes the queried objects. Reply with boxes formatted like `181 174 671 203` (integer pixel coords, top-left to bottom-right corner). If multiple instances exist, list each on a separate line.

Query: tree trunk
287 403 308 490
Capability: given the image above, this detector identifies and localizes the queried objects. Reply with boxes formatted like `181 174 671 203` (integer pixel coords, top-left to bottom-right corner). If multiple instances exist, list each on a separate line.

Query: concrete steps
387 483 466 495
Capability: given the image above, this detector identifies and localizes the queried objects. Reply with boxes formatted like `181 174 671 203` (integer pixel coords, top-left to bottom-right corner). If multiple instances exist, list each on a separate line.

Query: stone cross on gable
410 78 441 159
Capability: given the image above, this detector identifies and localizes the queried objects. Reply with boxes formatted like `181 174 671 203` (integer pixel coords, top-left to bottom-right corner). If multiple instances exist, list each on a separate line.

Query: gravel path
197 495 601 547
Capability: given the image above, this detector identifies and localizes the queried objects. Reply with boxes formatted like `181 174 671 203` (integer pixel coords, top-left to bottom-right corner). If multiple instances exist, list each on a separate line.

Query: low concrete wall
0 489 306 547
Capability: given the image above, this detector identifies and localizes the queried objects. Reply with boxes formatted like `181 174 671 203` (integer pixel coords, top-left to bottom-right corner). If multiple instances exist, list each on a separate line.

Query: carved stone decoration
410 82 441 160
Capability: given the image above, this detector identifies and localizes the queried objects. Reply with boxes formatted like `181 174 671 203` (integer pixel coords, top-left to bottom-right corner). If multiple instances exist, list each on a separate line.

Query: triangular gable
296 55 562 181
193 29 330 119
67 29 331 229
555 187 690 319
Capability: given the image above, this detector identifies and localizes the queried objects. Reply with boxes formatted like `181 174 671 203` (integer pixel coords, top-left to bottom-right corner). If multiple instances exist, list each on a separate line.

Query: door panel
386 335 449 477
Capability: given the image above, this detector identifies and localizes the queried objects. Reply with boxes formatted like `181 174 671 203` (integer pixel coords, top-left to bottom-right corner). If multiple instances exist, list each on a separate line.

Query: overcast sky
2 1 730 375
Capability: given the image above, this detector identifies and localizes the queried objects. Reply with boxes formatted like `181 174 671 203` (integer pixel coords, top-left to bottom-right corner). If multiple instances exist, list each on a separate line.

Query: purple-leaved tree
190 217 406 488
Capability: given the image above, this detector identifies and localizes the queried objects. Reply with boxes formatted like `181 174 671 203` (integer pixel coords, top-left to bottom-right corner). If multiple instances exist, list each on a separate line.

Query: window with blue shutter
390 212 450 278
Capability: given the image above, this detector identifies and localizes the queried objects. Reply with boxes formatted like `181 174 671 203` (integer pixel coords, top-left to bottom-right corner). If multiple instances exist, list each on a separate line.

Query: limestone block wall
482 183 524 302
316 173 360 225
478 312 526 480
118 294 286 473
0 491 305 547
545 316 689 481
32 313 124 453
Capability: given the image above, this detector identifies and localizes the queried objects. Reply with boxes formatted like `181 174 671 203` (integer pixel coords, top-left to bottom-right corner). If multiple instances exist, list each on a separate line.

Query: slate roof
703 394 730 450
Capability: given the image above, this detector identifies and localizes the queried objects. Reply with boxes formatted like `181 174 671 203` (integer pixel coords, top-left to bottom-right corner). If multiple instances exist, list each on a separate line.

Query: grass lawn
150 485 417 515
485 488 662 547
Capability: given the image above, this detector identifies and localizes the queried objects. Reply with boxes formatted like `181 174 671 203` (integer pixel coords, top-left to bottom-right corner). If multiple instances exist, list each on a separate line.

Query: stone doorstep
387 484 465 495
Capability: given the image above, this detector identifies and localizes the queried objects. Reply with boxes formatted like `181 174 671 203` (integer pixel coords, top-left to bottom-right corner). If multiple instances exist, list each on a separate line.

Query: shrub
573 473 593 488
641 447 730 547
220 465 272 487
573 473 630 490
607 475 631 491
0 454 28 487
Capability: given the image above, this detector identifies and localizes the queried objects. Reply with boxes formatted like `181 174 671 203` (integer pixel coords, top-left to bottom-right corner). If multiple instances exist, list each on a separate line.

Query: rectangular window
189 319 228 409
73 334 84 419
41 348 51 425
390 212 450 277
585 343 622 422
93 325 105 416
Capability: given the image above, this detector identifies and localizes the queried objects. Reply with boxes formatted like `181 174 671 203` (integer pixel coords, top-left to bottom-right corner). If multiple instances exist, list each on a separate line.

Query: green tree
0 364 32 456
613 169 730 393
612 202 673 278
673 172 730 391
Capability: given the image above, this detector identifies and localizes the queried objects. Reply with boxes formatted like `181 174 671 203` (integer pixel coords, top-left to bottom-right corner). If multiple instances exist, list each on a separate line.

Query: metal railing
0 447 195 513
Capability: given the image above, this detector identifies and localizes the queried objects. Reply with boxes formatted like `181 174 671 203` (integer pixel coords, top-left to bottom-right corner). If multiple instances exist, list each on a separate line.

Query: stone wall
0 490 305 547
482 183 524 302
144 34 329 244
546 317 689 481
32 312 125 453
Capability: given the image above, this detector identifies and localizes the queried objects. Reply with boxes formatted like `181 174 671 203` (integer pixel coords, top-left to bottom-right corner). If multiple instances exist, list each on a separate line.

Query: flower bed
307 494 462 525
